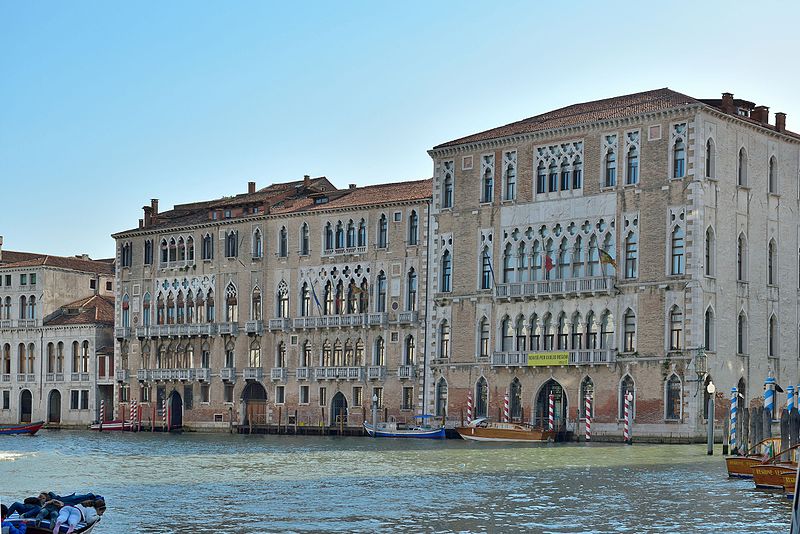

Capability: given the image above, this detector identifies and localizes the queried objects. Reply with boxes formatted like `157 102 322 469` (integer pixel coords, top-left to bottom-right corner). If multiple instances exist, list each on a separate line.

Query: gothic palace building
113 88 800 440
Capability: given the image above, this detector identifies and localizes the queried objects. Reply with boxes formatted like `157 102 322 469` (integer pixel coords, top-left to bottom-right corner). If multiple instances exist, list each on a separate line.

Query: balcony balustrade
494 276 614 300
296 367 312 380
491 349 615 367
323 245 368 257
16 373 35 383
220 367 236 381
0 320 12 329
115 369 129 382
288 313 388 329
218 323 239 336
115 327 131 339
397 365 416 379
136 369 149 381
194 368 211 381
269 368 286 381
245 321 264 335
45 373 65 382
314 367 364 381
135 326 151 338
70 372 90 382
244 367 265 381
0 374 9 382
367 366 386 380
16 319 37 328
397 311 418 325
268 318 290 331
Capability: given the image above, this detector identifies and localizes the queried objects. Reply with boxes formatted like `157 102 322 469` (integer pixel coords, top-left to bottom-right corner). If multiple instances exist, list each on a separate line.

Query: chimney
248 181 256 194
151 199 159 225
349 183 357 189
753 105 769 124
138 218 144 229
721 92 735 114
776 112 787 132
142 205 152 227
303 174 311 188
0 235 3 262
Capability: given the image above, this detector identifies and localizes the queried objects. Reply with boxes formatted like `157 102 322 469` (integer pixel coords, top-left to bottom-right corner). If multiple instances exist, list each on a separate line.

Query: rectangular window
106 281 112 291
90 279 97 290
299 385 310 405
224 383 234 403
402 387 414 410
80 390 89 410
200 383 210 403
119 384 129 402
71 390 79 410
352 386 363 407
184 385 193 410
2 390 9 410
4 275 10 286
319 386 327 406
30 273 36 285
276 385 285 404
373 387 384 408
141 385 151 403
20 274 27 285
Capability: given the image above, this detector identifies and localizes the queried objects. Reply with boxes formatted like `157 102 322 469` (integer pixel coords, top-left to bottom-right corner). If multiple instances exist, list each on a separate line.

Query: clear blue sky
2 0 798 259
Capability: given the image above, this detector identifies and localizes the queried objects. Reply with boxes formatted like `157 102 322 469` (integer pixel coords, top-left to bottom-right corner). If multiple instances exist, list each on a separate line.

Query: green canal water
0 431 790 533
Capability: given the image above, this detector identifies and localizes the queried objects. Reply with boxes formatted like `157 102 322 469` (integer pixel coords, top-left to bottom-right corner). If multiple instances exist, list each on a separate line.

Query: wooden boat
89 419 131 431
455 418 555 443
752 443 800 489
0 420 44 436
364 416 445 439
725 437 782 478
783 470 797 499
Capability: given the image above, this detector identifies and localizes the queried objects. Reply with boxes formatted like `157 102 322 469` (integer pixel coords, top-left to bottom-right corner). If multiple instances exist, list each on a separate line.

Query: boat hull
725 456 764 478
0 421 44 436
89 420 131 431
752 463 796 489
783 471 797 499
363 422 445 439
455 425 553 443
7 519 97 533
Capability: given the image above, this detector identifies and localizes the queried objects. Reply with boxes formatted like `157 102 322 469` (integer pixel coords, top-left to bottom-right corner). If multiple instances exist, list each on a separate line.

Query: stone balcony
290 313 388 330
366 365 386 380
115 369 129 382
45 373 65 382
245 321 264 335
322 245 368 257
314 366 364 381
220 367 236 381
491 349 616 367
494 275 614 300
296 367 312 380
131 324 218 338
397 365 416 379
397 311 418 325
16 373 36 383
115 327 131 339
194 368 211 381
218 323 238 336
0 319 39 329
244 367 264 381
268 318 291 331
269 368 286 381
0 374 9 382
70 372 90 382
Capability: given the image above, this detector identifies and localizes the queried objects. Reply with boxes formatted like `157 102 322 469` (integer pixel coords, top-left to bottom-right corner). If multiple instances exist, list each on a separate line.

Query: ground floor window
352 386 362 407
2 390 9 410
70 389 89 410
141 385 151 403
119 384 129 403
275 386 285 405
223 383 234 403
299 385 310 405
373 387 384 408
184 385 193 410
319 387 327 406
402 387 414 410
200 384 210 403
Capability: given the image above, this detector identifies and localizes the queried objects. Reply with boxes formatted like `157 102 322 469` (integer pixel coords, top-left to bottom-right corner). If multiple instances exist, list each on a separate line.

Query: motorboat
455 418 554 443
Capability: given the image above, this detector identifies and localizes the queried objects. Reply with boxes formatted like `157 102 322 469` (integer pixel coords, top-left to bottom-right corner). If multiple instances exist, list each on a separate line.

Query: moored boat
725 437 781 478
6 517 100 533
783 470 797 499
752 443 800 489
364 419 445 439
455 418 554 443
89 419 131 431
0 420 44 436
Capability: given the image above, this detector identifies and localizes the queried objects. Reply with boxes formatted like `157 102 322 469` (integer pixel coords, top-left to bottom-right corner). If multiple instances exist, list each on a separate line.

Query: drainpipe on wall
421 200 432 414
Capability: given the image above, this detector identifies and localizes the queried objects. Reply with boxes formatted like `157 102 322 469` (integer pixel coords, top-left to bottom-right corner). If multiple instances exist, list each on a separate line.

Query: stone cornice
698 107 800 145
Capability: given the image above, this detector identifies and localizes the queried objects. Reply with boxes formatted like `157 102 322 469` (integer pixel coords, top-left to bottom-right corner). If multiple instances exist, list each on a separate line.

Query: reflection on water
0 431 790 533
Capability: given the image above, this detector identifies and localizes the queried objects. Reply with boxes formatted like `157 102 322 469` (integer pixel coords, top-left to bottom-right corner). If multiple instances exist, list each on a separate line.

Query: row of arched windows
0 295 36 320
1 341 89 375
496 310 619 354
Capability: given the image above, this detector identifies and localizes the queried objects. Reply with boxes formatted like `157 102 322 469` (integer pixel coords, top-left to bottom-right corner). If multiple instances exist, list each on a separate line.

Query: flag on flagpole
310 280 323 315
544 255 555 272
599 249 617 269
486 253 496 287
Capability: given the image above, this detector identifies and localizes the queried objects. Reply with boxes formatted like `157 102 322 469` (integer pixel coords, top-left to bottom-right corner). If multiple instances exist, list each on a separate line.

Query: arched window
80 340 89 373
587 235 599 276
177 237 186 261
600 311 614 350
482 158 493 202
186 291 195 324
186 236 194 261
536 161 547 194
324 222 334 251
560 160 571 190
604 149 616 187
160 239 168 263
517 242 529 282
673 137 686 178
705 227 715 277
479 317 490 359
225 283 238 323
737 312 747 355
359 279 369 313
122 294 130 327
323 281 334 315
346 220 355 248
480 247 492 290
623 309 636 353
768 240 777 286
441 250 452 292
176 291 185 324
501 316 513 352
671 226 685 275
357 219 367 247
332 339 343 366
300 283 311 317
274 341 285 368
442 172 454 208
504 157 517 200
143 239 153 265
556 312 568 349
168 237 177 262
300 340 311 367
321 340 332 366
408 211 418 245
510 378 523 420
252 228 263 258
27 295 36 320
3 297 10 320
374 336 385 366
769 315 778 358
737 148 747 186
557 239 570 280
334 280 344 315
251 287 262 321
704 307 714 352
626 144 639 185
166 293 175 324
439 321 450 359
225 231 238 258
542 313 554 350
405 335 416 365
435 378 448 417
18 296 26 320
669 306 683 351
335 221 344 249
278 227 288 257
619 375 635 419
665 374 682 420
276 281 289 318
502 243 514 283
202 234 213 260
377 215 388 248
769 156 778 194
475 377 489 418
624 232 637 279
206 289 215 322
580 376 594 419
570 312 583 350
376 271 387 312
572 156 583 189
56 342 64 373
705 138 715 179
548 160 558 192
406 268 417 312
737 234 747 281
300 223 310 255
346 280 358 314
515 315 527 351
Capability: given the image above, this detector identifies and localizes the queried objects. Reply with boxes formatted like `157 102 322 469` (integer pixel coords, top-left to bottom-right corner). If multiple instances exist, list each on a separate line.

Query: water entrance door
330 392 348 426
20 389 32 423
48 389 61 423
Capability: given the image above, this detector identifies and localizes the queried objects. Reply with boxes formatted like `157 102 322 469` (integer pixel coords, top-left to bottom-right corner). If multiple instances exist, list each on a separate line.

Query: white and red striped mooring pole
99 400 105 431
466 390 473 424
585 394 592 442
624 392 633 444
503 391 510 423
130 400 137 431
548 393 555 431
162 398 167 432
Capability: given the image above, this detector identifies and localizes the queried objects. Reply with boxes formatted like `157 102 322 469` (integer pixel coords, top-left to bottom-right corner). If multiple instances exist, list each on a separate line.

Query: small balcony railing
16 373 35 383
115 369 129 382
269 368 286 381
244 367 265 381
245 321 264 335
218 323 239 336
367 366 386 380
70 372 90 382
115 327 131 339
0 320 12 328
45 373 64 382
289 313 388 329
220 367 236 381
397 311 418 325
398 365 416 379
491 349 616 367
323 245 368 257
494 275 614 300
0 373 10 382
268 318 290 331
314 367 364 381
135 326 151 338
194 368 211 381
16 319 37 328
136 369 149 381
296 367 312 380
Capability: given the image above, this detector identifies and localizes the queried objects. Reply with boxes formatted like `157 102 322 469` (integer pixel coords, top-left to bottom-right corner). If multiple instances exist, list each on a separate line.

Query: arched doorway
48 390 61 423
20 389 32 423
534 379 567 430
330 392 348 426
241 382 267 426
435 378 448 417
475 377 488 418
510 378 522 421
169 390 183 429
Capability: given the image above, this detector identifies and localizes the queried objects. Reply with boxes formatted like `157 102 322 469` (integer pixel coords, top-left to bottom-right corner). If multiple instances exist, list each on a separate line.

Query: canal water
0 431 790 533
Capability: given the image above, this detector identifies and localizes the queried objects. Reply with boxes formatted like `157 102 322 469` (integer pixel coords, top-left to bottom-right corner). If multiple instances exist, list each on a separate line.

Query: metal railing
491 349 616 367
495 275 614 299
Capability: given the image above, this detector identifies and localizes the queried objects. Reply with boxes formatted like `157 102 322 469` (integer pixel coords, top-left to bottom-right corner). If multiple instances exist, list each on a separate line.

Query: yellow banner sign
527 352 569 367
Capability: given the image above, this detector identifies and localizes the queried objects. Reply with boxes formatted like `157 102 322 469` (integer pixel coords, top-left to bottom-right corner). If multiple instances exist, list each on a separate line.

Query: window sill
769 192 780 198
478 201 493 207
600 186 615 192
669 176 686 181
704 274 716 280
622 182 639 188
736 185 750 191
737 352 748 357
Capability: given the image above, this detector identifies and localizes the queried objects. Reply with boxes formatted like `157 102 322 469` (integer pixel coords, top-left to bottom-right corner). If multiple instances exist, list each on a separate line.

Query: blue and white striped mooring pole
765 376 776 418
788 385 795 413
730 387 737 454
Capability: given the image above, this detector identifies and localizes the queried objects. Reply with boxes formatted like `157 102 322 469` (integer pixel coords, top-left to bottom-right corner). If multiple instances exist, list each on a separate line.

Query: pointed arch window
441 250 452 292
18 296 26 319
251 287 262 321
359 279 369 313
177 237 186 261
737 312 747 354
665 374 682 420
623 309 636 353
186 236 194 261
275 341 286 368
706 138 715 179
324 222 334 251
404 335 416 365
501 316 513 352
442 166 454 209
408 211 418 245
406 268 417 311
673 136 686 178
122 294 130 327
160 239 168 263
560 160 571 190
548 160 558 192
322 340 332 366
225 283 238 323
769 315 778 358
768 240 777 286
252 229 263 258
300 340 312 367
504 153 517 200
600 311 614 350
376 271 387 312
323 281 334 315
572 157 583 189
276 281 289 318
27 295 36 320
345 220 355 248
536 161 547 194
704 307 714 352
737 148 747 186
143 239 153 265
300 283 311 317
347 280 358 314
769 156 778 194
377 215 388 248
737 234 747 282
335 222 344 249
705 227 715 277
202 234 214 260
141 292 151 326
475 377 488 418
588 236 599 276
482 158 494 202
604 150 616 187
278 227 288 257
356 219 366 247
225 231 238 258
176 291 185 324
480 248 493 290
374 336 385 366
669 306 683 350
168 237 177 262
626 144 639 185
517 242 529 282
619 375 635 419
435 378 448 417
206 289 215 322
439 321 450 359
186 291 195 324
479 317 490 359
624 232 638 279
502 243 514 283
671 226 685 275
515 316 527 351
300 223 310 255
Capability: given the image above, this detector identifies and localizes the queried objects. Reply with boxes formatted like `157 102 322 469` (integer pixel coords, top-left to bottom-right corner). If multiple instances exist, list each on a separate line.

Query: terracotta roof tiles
44 294 115 326
0 254 115 275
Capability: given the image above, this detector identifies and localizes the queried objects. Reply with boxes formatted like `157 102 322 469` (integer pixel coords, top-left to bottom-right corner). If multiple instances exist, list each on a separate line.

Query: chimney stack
0 235 3 263
151 199 159 225
776 112 787 132
143 205 152 227
139 218 144 229
753 105 769 124
721 92 735 114
248 181 256 194
303 174 311 188
349 183 356 189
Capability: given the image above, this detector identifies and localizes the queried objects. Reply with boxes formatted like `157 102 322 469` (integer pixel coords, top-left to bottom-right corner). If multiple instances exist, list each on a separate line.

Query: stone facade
425 89 800 441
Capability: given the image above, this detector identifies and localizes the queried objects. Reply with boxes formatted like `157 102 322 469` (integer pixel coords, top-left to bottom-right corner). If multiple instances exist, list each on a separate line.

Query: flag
485 253 496 287
310 280 322 315
599 249 617 269
544 255 555 272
